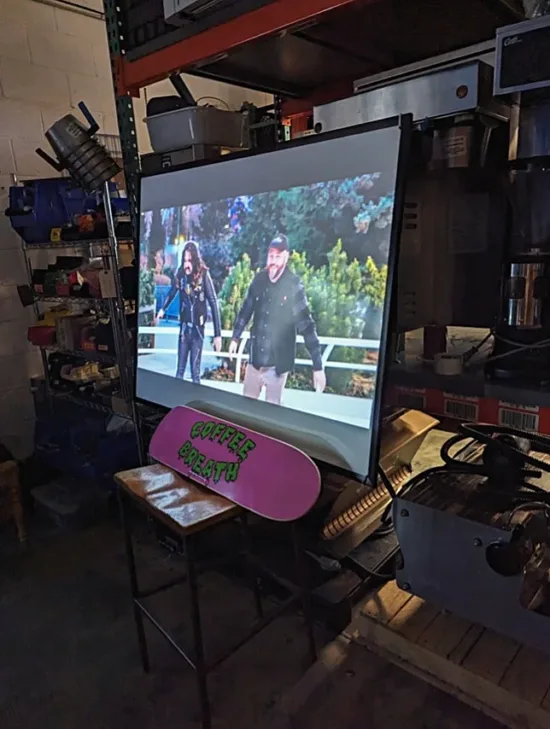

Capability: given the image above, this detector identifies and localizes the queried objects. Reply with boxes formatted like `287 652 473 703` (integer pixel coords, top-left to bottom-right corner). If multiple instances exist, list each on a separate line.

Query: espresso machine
488 13 550 383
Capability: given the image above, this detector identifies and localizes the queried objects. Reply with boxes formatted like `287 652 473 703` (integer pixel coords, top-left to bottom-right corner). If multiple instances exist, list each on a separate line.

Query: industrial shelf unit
104 0 528 433
105 0 524 215
22 235 135 420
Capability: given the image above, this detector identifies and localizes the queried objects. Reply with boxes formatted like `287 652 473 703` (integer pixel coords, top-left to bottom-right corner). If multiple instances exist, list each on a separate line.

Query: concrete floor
0 519 314 729
266 638 505 729
0 430 501 729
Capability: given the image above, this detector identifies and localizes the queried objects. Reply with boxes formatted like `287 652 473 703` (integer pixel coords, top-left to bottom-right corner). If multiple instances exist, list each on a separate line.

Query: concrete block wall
0 0 116 459
0 0 270 460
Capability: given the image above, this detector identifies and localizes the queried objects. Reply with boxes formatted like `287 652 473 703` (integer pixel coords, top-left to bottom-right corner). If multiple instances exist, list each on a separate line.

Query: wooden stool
0 460 26 543
115 463 315 729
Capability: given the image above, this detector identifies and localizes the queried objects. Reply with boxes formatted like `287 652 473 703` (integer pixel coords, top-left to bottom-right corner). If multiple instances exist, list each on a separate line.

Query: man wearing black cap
228 234 326 405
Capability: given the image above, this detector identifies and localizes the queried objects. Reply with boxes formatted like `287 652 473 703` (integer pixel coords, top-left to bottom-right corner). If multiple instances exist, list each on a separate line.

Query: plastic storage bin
145 105 249 153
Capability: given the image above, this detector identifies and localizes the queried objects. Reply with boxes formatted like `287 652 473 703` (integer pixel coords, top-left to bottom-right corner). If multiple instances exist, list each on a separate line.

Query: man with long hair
157 241 221 383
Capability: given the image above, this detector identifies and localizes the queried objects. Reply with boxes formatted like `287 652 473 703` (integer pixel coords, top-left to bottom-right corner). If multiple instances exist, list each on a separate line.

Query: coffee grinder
488 14 550 383
488 153 550 383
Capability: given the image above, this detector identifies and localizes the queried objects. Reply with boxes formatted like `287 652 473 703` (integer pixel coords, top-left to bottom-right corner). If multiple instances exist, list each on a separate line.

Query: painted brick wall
0 0 270 460
0 0 114 460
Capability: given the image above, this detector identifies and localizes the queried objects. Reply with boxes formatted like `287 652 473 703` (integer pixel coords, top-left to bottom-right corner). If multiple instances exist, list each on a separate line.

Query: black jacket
232 268 323 375
162 268 221 336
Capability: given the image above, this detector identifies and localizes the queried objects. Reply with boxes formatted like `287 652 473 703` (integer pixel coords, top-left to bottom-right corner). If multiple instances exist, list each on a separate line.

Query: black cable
398 464 473 500
378 464 397 499
440 433 481 473
479 488 550 503
361 565 395 580
461 423 550 474
40 0 104 19
439 424 550 482
441 434 543 484
426 422 550 520
387 423 550 552
506 501 550 527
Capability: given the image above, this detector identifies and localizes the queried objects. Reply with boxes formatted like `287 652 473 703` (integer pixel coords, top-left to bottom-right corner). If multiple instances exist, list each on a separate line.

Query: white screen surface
137 123 402 480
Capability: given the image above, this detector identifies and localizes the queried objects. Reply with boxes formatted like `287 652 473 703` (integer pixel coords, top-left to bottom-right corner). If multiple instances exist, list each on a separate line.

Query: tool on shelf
36 102 120 193
7 102 145 463
5 179 129 246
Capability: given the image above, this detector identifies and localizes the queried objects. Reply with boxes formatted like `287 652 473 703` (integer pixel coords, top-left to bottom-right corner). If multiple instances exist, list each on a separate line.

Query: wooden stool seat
115 463 240 536
116 461 316 729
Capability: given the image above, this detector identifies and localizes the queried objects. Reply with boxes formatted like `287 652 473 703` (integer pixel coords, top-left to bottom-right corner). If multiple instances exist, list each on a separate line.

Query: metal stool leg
185 535 211 729
291 522 317 664
118 487 150 673
240 513 264 619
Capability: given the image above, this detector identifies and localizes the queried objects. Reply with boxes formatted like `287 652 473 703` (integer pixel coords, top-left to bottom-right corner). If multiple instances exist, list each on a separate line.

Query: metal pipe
118 488 150 673
102 181 145 463
136 601 197 669
102 181 131 399
30 0 104 20
184 535 211 729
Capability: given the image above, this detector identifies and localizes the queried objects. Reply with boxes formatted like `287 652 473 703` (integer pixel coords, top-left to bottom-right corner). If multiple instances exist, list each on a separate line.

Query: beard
184 263 193 275
268 263 285 282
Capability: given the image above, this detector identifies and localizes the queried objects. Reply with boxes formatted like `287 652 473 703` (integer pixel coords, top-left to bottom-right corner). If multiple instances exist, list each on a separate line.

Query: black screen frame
135 113 413 486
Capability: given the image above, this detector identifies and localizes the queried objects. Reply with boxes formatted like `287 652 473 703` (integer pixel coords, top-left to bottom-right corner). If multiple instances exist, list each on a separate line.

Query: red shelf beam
116 0 364 96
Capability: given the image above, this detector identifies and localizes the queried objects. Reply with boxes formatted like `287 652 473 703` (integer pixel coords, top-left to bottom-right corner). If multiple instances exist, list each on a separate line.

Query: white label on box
498 400 539 413
444 397 479 421
99 269 117 299
498 408 539 431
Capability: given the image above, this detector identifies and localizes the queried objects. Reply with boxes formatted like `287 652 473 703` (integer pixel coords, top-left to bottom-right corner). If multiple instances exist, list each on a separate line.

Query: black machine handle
35 147 65 172
169 74 196 107
77 101 100 136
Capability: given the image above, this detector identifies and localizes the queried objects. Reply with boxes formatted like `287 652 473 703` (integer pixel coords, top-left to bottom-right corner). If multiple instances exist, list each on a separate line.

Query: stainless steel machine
393 426 550 654
309 13 550 653
309 46 514 570
487 14 550 382
314 45 512 333
392 13 550 654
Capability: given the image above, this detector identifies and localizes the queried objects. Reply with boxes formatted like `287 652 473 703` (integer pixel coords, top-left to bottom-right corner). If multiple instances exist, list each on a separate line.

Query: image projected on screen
139 173 393 430
137 121 405 481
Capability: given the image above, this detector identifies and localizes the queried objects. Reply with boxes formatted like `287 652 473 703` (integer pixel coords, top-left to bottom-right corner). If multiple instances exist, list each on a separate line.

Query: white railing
138 325 380 383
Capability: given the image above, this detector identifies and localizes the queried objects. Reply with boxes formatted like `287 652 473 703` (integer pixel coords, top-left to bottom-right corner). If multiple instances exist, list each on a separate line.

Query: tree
290 240 370 339
229 174 394 268
229 192 285 267
138 268 155 350
364 256 388 309
139 268 155 309
287 240 388 394
193 200 233 289
219 253 256 331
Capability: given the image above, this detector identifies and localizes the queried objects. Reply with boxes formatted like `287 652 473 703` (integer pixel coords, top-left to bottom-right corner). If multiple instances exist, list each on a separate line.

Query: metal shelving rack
22 231 135 421
102 0 525 446
103 0 524 219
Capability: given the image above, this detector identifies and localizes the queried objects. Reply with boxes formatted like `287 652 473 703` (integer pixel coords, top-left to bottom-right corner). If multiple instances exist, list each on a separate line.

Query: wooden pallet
356 581 550 729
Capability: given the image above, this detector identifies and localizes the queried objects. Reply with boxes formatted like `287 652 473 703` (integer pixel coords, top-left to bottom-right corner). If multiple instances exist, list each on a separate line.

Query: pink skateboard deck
149 406 321 521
